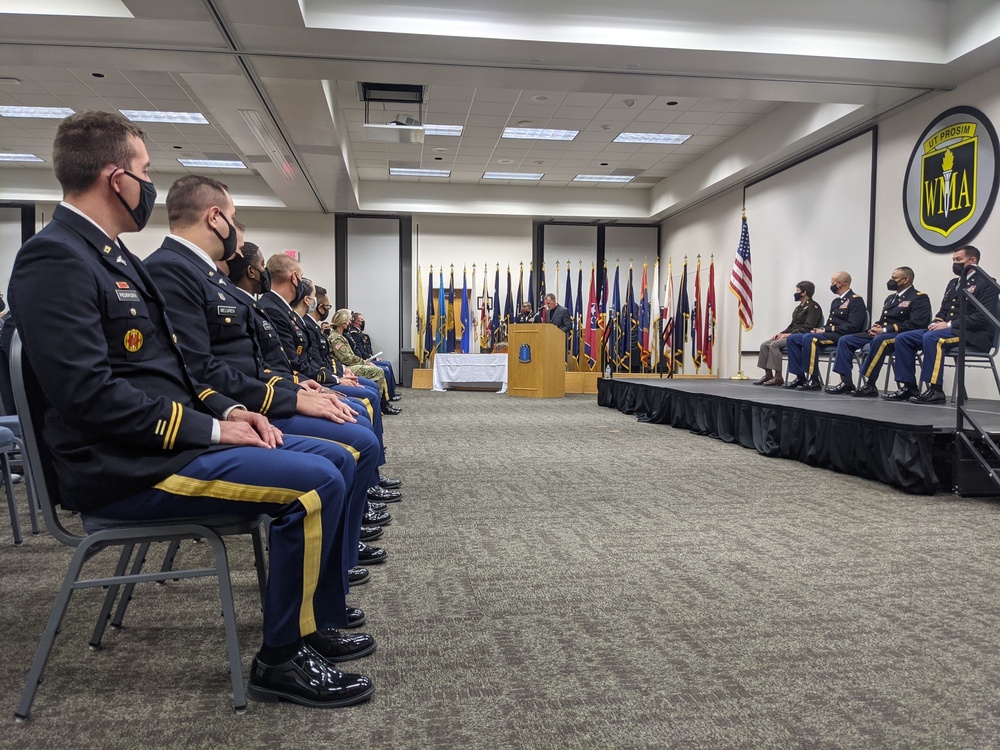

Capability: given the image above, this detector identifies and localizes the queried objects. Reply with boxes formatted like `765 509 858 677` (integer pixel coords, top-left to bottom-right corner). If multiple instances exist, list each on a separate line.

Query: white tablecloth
432 353 508 393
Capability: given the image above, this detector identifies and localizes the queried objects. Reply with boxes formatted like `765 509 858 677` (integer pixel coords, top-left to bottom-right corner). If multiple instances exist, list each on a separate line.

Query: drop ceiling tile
715 112 762 126
673 111 724 124
426 101 472 115
700 124 743 137
428 86 476 101
472 88 520 104
469 101 514 116
633 110 679 124
690 99 738 113
508 104 558 119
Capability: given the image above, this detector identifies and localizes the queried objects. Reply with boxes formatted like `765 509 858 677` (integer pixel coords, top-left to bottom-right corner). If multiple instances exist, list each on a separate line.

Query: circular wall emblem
902 105 1000 253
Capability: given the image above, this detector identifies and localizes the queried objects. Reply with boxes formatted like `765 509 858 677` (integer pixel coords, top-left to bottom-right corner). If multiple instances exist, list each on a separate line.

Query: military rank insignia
124 329 143 352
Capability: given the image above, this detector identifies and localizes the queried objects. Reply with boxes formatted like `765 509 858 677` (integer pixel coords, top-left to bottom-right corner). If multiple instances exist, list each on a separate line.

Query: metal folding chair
11 333 264 720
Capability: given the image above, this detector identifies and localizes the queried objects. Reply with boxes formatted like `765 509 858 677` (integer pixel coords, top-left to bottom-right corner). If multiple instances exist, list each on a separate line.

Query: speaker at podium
507 324 566 398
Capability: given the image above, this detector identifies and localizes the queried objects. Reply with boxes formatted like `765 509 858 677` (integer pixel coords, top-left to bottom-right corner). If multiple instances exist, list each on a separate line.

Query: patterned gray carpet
3 388 1000 749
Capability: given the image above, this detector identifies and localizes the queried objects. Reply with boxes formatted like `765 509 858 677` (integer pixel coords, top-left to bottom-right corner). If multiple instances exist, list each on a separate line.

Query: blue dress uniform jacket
257 291 335 384
874 288 932 333
823 291 867 335
346 326 373 359
9 205 239 512
933 271 999 352
144 238 299 420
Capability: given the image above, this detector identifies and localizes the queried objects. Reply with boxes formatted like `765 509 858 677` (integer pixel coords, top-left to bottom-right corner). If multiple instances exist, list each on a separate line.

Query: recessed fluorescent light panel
423 124 463 136
177 158 247 169
613 132 691 144
0 153 44 162
389 167 450 177
502 127 578 141
121 110 209 124
483 172 543 180
0 106 75 118
573 174 634 183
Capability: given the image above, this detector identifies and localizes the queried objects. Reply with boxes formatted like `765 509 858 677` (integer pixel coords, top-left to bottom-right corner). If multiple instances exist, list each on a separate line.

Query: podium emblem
518 343 531 363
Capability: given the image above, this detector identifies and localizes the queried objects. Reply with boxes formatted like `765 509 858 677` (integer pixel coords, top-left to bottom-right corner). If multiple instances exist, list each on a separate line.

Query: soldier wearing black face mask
887 245 999 403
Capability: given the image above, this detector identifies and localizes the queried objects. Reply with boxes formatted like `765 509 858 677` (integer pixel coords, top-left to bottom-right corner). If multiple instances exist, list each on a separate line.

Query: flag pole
730 306 749 380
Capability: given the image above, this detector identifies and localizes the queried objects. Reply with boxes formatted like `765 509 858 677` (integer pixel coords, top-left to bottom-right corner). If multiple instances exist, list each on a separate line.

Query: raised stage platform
597 377 1000 496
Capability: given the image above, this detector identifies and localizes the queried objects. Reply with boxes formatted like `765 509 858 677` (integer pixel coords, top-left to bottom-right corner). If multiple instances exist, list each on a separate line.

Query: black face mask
111 169 157 231
258 267 272 295
830 284 840 295
293 277 311 306
212 213 238 261
318 307 330 322
359 320 365 331
226 252 250 283
886 279 899 291
953 262 967 276
793 292 803 302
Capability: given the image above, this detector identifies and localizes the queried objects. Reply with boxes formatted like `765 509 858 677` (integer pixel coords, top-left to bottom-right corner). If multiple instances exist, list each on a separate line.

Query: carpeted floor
3 388 1000 749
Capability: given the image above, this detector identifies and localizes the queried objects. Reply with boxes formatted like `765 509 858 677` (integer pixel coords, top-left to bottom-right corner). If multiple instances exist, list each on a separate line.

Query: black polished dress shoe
381 404 401 415
851 383 879 397
798 379 822 391
348 567 370 586
307 629 377 663
910 388 946 404
784 378 805 389
345 607 366 629
358 542 388 565
368 485 402 502
389 395 402 402
363 508 392 526
359 525 384 542
883 386 919 401
367 500 388 512
247 645 374 708
825 382 854 395
379 475 403 489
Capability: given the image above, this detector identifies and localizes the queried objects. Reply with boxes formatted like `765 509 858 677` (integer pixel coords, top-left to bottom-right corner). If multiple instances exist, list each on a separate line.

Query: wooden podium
507 324 566 398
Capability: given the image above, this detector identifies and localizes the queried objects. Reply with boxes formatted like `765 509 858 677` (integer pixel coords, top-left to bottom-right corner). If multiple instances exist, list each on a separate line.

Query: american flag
728 216 753 331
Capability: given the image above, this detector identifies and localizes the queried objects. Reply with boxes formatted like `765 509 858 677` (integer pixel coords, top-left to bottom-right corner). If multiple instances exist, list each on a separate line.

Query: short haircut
331 308 352 329
234 219 246 233
544 293 557 302
958 245 981 262
266 252 300 282
895 266 915 283
834 271 852 286
53 110 146 193
166 175 230 230
300 277 315 297
242 241 262 267
315 285 328 298
351 311 363 323
796 280 815 298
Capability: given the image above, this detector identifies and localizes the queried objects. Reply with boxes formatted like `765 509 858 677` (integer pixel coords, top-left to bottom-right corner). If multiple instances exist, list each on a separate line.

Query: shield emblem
518 343 531 363
920 123 978 237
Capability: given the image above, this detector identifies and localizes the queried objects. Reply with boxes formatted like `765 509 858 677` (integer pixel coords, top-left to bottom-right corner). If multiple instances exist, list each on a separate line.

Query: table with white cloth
432 353 508 393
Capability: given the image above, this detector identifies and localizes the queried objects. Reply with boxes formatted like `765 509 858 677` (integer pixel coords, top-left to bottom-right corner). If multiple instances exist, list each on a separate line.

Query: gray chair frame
944 327 1000 403
11 333 264 720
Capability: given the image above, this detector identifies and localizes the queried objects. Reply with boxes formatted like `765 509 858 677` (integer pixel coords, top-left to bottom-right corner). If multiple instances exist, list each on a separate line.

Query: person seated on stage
753 280 823 386
346 312 401 402
824 266 933 396
12 109 375 708
535 293 572 333
884 245 999 403
328 309 399 415
514 302 534 324
784 271 868 390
